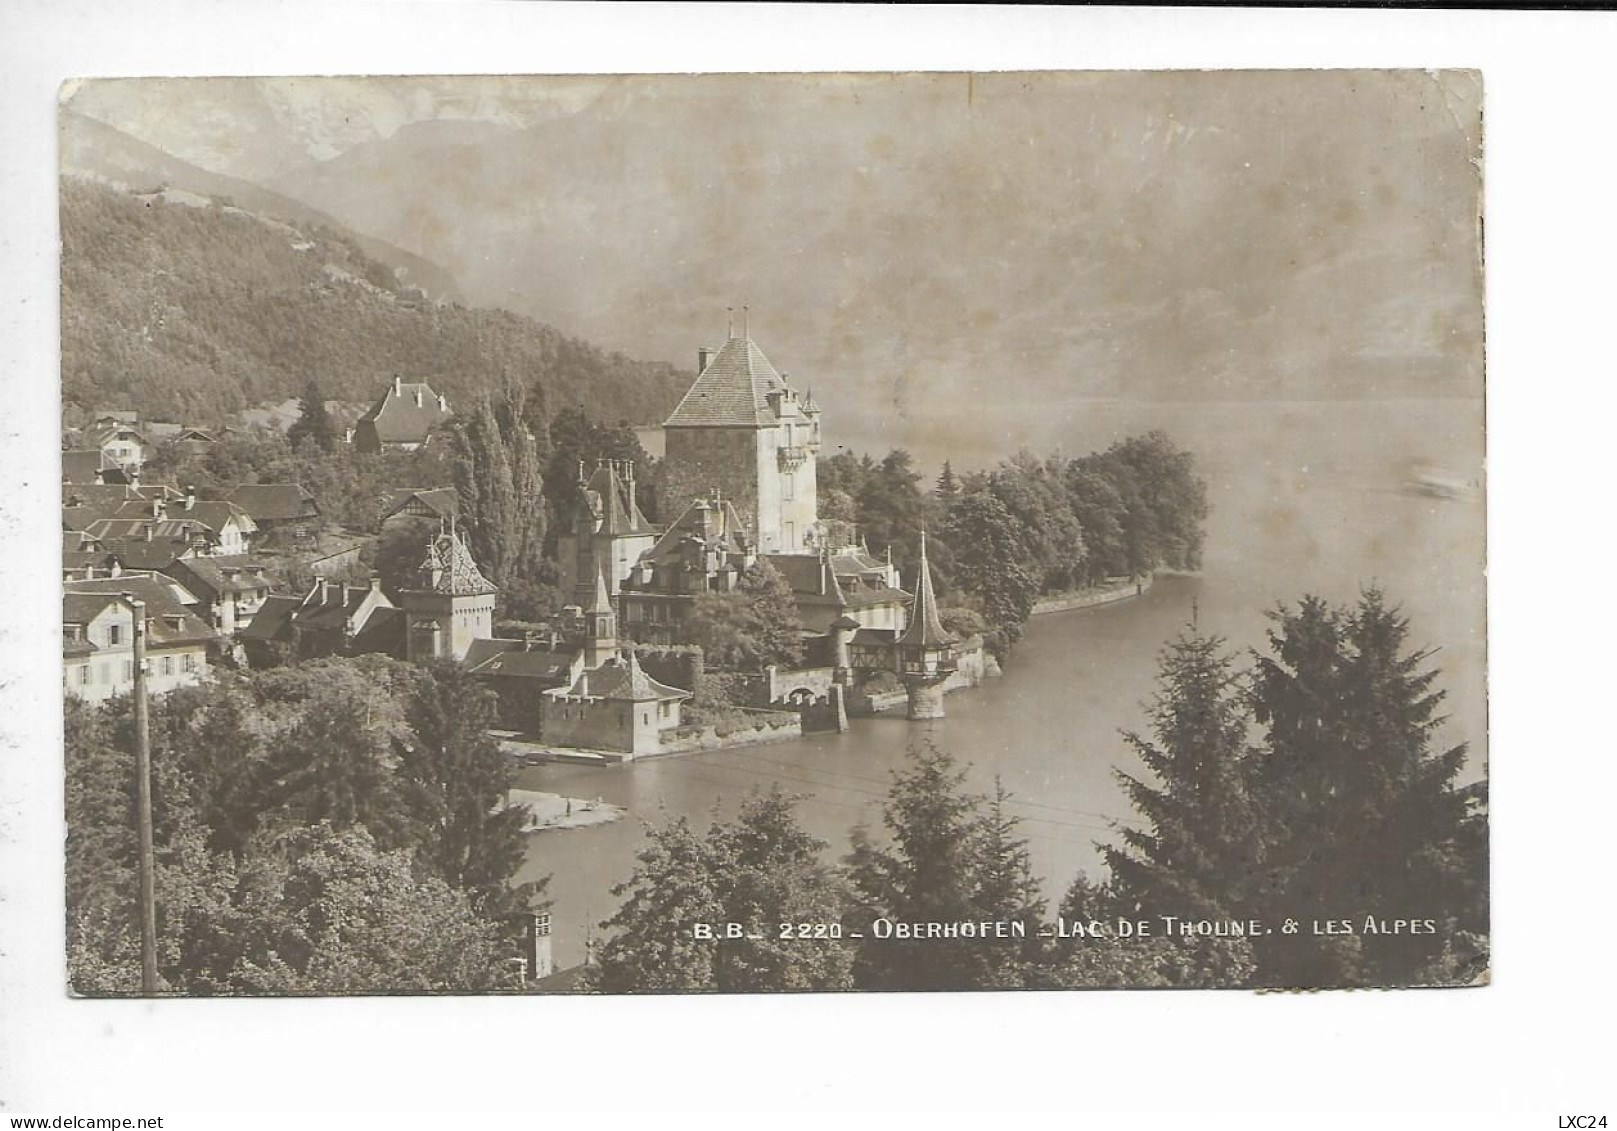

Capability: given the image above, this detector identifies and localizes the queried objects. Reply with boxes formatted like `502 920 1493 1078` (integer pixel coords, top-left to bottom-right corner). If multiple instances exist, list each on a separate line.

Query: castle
661 334 821 555
280 323 971 742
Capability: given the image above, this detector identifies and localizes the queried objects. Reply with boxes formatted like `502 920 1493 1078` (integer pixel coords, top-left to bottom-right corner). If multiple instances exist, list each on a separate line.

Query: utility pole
125 593 159 994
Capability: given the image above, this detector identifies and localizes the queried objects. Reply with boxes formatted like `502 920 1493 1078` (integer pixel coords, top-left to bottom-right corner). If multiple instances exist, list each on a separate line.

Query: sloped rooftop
664 336 789 428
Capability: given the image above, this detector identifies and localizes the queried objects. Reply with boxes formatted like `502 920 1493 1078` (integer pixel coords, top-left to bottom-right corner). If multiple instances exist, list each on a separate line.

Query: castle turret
897 532 956 720
401 525 498 662
561 459 657 602
582 561 617 669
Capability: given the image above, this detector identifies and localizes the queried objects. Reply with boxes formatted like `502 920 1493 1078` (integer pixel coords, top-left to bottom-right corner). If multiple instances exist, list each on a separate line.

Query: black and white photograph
16 2 1617 1121
54 68 1487 997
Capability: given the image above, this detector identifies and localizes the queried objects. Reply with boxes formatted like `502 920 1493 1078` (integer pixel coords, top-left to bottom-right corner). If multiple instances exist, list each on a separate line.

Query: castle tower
559 459 658 600
581 560 618 670
897 532 956 720
662 330 820 554
401 525 498 662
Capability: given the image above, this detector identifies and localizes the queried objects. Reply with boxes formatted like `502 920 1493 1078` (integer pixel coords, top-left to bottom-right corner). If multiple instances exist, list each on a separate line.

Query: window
161 655 173 676
107 624 122 646
79 665 91 686
782 472 794 501
183 653 196 673
122 660 133 682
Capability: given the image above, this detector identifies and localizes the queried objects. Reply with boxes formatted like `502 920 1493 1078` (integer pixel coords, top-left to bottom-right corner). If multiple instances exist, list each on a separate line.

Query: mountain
61 73 1485 463
260 72 1484 411
59 175 690 429
60 109 462 303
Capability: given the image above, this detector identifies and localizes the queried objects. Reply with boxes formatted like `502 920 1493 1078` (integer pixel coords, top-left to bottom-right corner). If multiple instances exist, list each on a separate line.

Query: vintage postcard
57 70 1486 995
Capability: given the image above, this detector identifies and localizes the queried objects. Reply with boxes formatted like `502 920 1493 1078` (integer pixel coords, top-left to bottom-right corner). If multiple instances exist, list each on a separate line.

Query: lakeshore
1030 573 1157 616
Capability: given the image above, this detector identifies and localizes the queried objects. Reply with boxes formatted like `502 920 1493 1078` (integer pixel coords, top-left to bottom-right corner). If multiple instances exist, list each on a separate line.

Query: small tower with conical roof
402 525 498 662
581 561 618 670
897 532 956 720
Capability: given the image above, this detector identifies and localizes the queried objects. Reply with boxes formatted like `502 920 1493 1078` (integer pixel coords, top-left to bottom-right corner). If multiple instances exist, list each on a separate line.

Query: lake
514 397 1486 970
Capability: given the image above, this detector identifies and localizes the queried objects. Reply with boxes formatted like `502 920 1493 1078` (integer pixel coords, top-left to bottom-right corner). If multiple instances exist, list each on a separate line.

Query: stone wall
663 428 761 542
1031 574 1153 615
659 708 802 753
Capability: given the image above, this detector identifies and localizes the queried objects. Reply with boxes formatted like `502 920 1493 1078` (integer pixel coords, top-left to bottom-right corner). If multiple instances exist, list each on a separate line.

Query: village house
225 484 321 550
377 487 458 532
79 493 258 559
162 556 275 637
463 631 584 732
84 412 150 475
63 573 218 702
144 422 219 459
350 376 453 453
240 576 403 667
760 545 911 636
62 448 124 487
62 481 182 529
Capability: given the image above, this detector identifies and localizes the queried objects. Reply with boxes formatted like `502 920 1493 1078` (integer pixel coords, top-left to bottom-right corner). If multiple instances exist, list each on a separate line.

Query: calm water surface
515 399 1486 969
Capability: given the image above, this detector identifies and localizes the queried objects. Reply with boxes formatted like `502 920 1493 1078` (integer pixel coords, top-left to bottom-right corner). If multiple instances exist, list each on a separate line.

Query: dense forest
59 177 690 428
66 658 538 994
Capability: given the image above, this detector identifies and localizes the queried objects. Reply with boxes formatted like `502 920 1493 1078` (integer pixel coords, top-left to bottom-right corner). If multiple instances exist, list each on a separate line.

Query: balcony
778 445 810 472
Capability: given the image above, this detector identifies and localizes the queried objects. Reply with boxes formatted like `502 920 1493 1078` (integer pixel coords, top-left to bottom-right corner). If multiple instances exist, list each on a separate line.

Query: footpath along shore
1030 572 1160 616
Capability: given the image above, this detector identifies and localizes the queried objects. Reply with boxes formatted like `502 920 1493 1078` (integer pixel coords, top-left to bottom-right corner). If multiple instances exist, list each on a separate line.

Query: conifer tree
707 789 856 991
589 790 854 993
1103 631 1262 922
446 382 547 588
591 816 725 993
846 741 994 990
970 779 1048 987
287 378 336 452
1248 589 1477 986
934 460 960 509
400 662 546 921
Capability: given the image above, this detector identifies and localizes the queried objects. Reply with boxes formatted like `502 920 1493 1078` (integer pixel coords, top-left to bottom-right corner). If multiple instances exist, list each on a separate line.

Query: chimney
394 375 403 397
414 388 423 408
150 497 162 518
185 486 196 511
143 523 153 542
369 574 382 595
316 577 329 605
697 346 714 373
437 393 448 412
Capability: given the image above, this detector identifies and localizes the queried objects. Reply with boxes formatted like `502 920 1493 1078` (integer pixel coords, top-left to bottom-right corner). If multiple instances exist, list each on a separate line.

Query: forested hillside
59 176 690 428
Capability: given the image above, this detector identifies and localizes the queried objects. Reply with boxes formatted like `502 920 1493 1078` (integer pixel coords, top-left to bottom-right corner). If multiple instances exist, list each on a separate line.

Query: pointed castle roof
561 649 689 702
415 528 497 596
586 558 613 616
898 532 952 648
580 461 648 535
664 336 790 428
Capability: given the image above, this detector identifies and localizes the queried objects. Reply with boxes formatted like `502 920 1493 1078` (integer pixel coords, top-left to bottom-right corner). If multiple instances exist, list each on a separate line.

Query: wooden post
126 593 159 994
